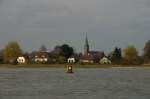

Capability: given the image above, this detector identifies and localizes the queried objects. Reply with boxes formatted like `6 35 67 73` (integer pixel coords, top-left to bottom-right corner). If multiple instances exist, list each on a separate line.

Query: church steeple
84 33 89 55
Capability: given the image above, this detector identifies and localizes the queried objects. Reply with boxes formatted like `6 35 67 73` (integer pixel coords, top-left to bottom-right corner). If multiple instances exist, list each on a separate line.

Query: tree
60 44 74 59
123 45 138 65
143 39 150 63
0 49 4 63
53 45 62 55
111 47 122 64
3 41 22 64
57 56 66 64
51 44 74 63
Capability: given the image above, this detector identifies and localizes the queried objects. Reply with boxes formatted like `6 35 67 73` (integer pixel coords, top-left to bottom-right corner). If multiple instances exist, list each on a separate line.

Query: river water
0 68 150 99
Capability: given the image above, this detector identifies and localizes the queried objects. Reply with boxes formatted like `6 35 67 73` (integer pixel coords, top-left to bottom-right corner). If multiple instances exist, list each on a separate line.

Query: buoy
67 65 73 73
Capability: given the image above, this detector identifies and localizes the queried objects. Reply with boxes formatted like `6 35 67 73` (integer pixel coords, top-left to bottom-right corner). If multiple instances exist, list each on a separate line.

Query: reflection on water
0 68 150 99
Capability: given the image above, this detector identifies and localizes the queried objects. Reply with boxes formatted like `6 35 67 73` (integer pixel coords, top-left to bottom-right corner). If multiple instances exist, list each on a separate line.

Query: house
100 56 111 64
34 51 50 64
68 58 76 63
17 57 26 64
17 55 29 64
80 54 94 63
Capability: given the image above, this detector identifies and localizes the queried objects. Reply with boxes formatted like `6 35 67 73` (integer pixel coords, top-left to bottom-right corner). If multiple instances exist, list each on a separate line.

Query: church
80 34 105 63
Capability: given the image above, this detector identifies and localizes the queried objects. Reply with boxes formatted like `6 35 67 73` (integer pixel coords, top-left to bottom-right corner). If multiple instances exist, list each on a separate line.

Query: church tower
84 33 89 55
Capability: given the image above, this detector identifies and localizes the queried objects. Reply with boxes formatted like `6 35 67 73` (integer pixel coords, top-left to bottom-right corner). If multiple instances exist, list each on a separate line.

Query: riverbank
0 64 149 68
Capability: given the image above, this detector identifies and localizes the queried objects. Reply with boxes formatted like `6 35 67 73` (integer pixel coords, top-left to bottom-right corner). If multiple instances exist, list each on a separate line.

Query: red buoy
67 65 73 73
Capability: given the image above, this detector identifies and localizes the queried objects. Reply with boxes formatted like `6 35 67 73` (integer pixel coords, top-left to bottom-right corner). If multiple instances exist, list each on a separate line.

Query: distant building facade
17 57 26 64
80 54 94 63
34 51 50 64
17 55 29 64
68 57 76 63
100 56 111 64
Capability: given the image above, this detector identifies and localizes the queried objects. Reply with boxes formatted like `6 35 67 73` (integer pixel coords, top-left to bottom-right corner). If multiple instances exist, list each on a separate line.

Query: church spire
84 33 89 55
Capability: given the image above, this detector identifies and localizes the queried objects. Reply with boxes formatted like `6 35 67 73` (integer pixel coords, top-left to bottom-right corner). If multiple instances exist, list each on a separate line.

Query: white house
100 56 111 64
68 58 76 63
17 57 26 64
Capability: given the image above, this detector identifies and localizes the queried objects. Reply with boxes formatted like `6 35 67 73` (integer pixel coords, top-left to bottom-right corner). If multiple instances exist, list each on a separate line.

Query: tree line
0 39 150 65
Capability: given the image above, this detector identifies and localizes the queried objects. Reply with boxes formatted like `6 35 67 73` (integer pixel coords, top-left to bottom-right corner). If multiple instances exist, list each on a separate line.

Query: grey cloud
0 0 150 54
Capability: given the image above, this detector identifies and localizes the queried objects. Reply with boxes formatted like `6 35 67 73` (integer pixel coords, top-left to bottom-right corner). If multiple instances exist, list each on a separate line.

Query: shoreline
0 64 149 68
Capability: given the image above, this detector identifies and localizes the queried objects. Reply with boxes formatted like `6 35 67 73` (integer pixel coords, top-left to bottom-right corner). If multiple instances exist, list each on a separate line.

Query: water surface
0 68 150 99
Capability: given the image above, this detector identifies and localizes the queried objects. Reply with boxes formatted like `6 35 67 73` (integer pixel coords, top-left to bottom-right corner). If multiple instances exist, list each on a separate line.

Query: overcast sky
0 0 150 54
